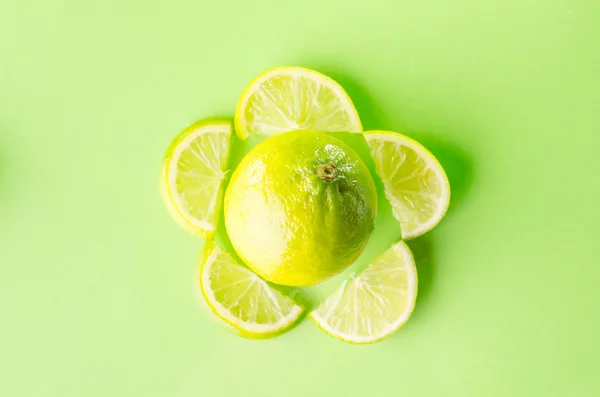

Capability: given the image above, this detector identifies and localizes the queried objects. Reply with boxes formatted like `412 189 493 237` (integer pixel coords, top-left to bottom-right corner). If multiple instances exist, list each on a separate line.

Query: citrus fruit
198 240 304 338
159 119 232 238
364 130 450 239
224 130 378 286
235 66 362 139
310 240 417 344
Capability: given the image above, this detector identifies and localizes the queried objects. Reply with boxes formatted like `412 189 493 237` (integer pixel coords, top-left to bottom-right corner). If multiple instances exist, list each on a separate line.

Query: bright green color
224 130 377 286
365 130 450 239
1 1 599 396
198 240 304 338
311 240 417 344
159 119 232 237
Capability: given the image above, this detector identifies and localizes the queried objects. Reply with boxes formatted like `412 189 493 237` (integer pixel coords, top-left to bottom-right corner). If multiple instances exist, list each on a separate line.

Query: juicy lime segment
200 242 304 337
364 131 450 239
310 241 417 344
235 67 362 139
160 119 232 237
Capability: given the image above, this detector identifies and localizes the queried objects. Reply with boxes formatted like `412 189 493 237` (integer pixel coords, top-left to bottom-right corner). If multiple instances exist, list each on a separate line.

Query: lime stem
316 163 338 182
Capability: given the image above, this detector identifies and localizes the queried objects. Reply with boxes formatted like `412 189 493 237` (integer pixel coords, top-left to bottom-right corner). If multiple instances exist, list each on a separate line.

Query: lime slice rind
160 119 232 237
309 240 417 344
364 131 450 239
199 241 304 338
235 66 362 139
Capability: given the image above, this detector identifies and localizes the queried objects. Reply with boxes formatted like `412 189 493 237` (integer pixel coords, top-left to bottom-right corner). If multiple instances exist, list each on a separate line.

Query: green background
1 1 599 396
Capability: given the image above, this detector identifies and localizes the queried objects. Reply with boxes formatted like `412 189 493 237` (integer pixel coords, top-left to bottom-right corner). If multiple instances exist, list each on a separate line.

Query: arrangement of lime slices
235 66 362 139
160 119 232 238
310 241 417 344
199 241 304 338
160 66 452 343
365 131 450 239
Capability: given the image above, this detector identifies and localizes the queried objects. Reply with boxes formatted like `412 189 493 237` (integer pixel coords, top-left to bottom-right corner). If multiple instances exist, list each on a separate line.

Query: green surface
1 1 599 396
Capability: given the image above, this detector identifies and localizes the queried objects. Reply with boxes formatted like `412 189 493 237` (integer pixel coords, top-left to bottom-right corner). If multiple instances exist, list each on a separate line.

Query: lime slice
159 119 232 238
364 131 450 239
310 241 417 344
235 66 362 139
199 241 304 338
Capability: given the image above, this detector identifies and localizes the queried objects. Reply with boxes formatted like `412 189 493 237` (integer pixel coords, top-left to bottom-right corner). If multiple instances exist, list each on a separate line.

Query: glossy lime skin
224 130 377 286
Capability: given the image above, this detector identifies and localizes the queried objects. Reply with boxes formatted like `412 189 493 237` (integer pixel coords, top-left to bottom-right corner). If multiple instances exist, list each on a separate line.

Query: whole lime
224 130 377 286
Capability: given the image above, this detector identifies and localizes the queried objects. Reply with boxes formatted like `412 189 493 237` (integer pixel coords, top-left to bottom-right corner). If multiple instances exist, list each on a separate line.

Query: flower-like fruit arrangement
160 67 450 343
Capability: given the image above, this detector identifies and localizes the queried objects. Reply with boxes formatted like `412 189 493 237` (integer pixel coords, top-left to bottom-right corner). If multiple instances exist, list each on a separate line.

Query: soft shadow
300 62 392 131
294 63 475 338
300 62 475 212
406 132 474 210
0 140 10 217
406 236 435 318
